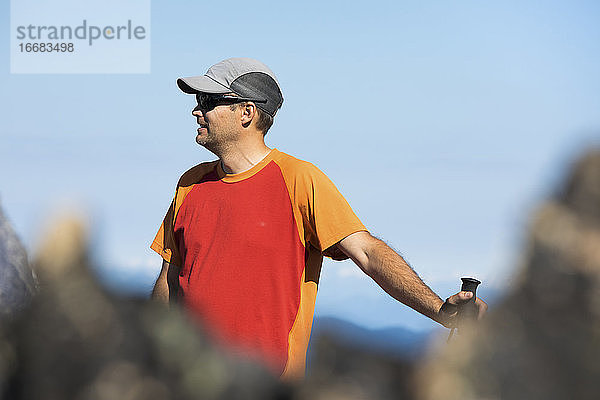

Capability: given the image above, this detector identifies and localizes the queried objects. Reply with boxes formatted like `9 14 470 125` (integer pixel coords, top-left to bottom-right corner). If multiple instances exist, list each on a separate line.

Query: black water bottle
457 277 481 325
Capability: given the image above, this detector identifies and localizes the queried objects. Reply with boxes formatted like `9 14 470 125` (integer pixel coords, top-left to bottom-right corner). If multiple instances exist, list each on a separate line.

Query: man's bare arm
337 231 445 323
151 260 180 304
336 231 487 327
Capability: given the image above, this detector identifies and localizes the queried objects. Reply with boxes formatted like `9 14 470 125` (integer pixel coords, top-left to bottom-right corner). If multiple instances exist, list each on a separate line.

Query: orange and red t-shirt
151 149 366 380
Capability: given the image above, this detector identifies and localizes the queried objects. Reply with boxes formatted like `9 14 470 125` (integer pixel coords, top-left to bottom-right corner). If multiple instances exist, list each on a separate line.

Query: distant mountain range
308 316 435 361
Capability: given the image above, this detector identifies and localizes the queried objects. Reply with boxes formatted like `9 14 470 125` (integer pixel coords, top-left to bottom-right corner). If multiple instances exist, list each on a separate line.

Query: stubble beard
196 130 219 154
196 127 236 156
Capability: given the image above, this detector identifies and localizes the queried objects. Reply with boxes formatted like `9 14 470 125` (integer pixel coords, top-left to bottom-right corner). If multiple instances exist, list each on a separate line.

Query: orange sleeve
306 164 367 258
277 155 367 259
150 195 183 267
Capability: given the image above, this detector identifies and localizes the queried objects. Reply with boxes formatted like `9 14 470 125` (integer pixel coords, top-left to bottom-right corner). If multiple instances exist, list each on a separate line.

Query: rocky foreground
1 149 599 399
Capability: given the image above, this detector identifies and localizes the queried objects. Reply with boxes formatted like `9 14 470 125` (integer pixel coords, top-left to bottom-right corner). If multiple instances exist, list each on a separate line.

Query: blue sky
1 0 599 331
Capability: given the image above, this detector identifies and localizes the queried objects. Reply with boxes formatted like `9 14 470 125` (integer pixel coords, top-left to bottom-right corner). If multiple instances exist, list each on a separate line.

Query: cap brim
176 75 230 94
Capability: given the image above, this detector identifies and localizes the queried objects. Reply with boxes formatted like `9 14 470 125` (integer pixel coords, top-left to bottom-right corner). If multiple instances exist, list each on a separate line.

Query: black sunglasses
195 93 266 110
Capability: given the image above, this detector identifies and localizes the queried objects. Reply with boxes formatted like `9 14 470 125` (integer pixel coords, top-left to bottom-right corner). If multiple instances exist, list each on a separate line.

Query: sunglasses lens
196 94 248 110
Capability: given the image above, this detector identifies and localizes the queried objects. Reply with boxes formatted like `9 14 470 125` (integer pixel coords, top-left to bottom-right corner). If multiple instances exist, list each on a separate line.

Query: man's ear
240 102 256 128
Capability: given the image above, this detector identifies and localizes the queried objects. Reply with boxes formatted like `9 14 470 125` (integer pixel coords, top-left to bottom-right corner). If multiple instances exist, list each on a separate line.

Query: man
151 57 487 380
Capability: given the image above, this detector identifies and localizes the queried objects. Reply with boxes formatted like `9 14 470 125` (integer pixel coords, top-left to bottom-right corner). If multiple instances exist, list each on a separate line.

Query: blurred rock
8 149 598 400
0 202 36 318
417 149 600 400
300 334 413 400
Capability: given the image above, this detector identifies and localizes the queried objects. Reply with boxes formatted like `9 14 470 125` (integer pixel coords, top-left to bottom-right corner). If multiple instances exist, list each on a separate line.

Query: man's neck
218 142 272 175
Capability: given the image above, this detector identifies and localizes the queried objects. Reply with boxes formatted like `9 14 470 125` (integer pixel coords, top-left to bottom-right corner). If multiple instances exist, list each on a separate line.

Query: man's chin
195 136 219 155
195 131 210 146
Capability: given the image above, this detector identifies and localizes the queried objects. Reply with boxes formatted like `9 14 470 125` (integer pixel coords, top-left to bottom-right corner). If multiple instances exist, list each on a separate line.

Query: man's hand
437 291 488 328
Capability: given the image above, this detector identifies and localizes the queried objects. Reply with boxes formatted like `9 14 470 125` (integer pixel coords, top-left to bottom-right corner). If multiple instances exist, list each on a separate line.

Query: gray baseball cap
177 57 284 117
